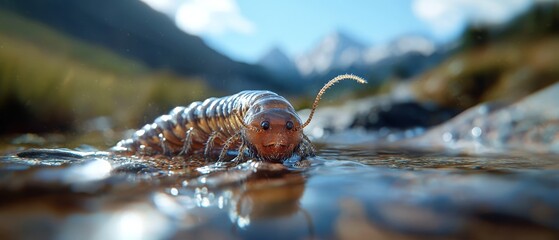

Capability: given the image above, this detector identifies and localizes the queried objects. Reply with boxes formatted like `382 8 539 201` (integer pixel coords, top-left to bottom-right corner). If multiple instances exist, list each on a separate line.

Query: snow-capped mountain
364 34 436 65
257 30 447 85
295 31 368 76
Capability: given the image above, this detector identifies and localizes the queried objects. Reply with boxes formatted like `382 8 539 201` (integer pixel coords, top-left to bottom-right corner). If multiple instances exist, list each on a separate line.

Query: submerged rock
411 82 559 154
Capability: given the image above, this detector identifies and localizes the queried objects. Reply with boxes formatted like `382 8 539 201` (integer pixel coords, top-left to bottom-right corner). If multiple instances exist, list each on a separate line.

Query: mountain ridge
257 46 303 83
258 31 449 86
295 31 368 77
0 0 286 93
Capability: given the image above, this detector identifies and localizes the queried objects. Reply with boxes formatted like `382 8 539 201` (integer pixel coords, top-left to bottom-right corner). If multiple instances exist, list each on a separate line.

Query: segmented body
114 90 313 161
113 74 367 163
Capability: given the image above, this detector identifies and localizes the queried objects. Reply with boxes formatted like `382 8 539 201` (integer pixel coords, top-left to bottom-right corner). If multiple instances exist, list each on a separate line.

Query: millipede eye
286 121 294 130
261 121 270 130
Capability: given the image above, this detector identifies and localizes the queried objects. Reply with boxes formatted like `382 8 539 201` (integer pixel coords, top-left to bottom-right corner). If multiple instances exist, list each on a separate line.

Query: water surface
1 142 558 239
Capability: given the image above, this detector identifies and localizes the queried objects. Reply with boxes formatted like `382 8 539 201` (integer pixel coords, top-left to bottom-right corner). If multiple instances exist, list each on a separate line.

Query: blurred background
0 0 558 146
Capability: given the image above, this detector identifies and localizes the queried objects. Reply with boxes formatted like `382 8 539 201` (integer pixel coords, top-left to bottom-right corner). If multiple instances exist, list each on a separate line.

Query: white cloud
140 0 255 36
412 0 533 37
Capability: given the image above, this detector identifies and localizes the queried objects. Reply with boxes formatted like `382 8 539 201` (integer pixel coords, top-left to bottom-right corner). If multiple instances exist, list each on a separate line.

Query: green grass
411 37 559 109
0 9 148 76
0 10 215 133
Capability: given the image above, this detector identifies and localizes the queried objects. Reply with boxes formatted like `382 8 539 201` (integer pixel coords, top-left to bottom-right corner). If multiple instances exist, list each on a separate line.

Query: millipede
112 74 367 163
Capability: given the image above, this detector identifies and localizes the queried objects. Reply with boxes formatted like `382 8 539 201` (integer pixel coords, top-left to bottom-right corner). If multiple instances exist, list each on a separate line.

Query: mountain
0 0 282 93
363 34 448 81
295 31 368 77
364 34 436 65
259 31 448 86
257 47 302 83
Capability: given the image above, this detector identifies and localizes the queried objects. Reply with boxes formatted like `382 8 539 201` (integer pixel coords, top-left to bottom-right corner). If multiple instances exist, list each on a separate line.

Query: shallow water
1 142 559 239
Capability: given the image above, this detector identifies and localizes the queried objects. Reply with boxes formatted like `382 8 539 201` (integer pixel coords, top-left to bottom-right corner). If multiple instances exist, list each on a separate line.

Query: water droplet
442 132 454 142
471 127 482 137
237 216 251 228
200 197 211 207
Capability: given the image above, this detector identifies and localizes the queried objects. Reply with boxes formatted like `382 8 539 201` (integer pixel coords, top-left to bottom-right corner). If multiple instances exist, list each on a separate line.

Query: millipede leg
235 142 247 163
158 133 171 156
179 128 193 156
218 132 241 162
204 131 221 161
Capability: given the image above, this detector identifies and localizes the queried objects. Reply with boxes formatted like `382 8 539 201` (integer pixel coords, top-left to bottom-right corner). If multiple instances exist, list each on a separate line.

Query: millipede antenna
300 74 367 129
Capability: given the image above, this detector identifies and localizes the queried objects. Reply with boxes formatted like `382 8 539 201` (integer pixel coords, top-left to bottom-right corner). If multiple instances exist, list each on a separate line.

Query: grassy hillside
411 37 559 109
411 2 559 109
0 10 214 134
0 0 283 93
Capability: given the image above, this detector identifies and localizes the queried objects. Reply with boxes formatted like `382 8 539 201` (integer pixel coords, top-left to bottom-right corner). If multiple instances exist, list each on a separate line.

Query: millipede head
241 99 302 162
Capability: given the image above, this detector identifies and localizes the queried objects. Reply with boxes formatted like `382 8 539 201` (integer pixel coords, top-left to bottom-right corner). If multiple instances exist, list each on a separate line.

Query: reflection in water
228 170 306 229
59 202 174 240
1 147 559 239
63 158 112 183
162 160 314 239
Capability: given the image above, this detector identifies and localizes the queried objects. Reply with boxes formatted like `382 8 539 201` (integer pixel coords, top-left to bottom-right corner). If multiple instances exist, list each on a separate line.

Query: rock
297 94 460 144
411 82 559 154
350 101 460 130
298 96 392 139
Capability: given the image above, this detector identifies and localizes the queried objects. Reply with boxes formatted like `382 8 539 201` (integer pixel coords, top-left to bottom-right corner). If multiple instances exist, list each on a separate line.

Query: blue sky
218 0 432 61
140 0 535 63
